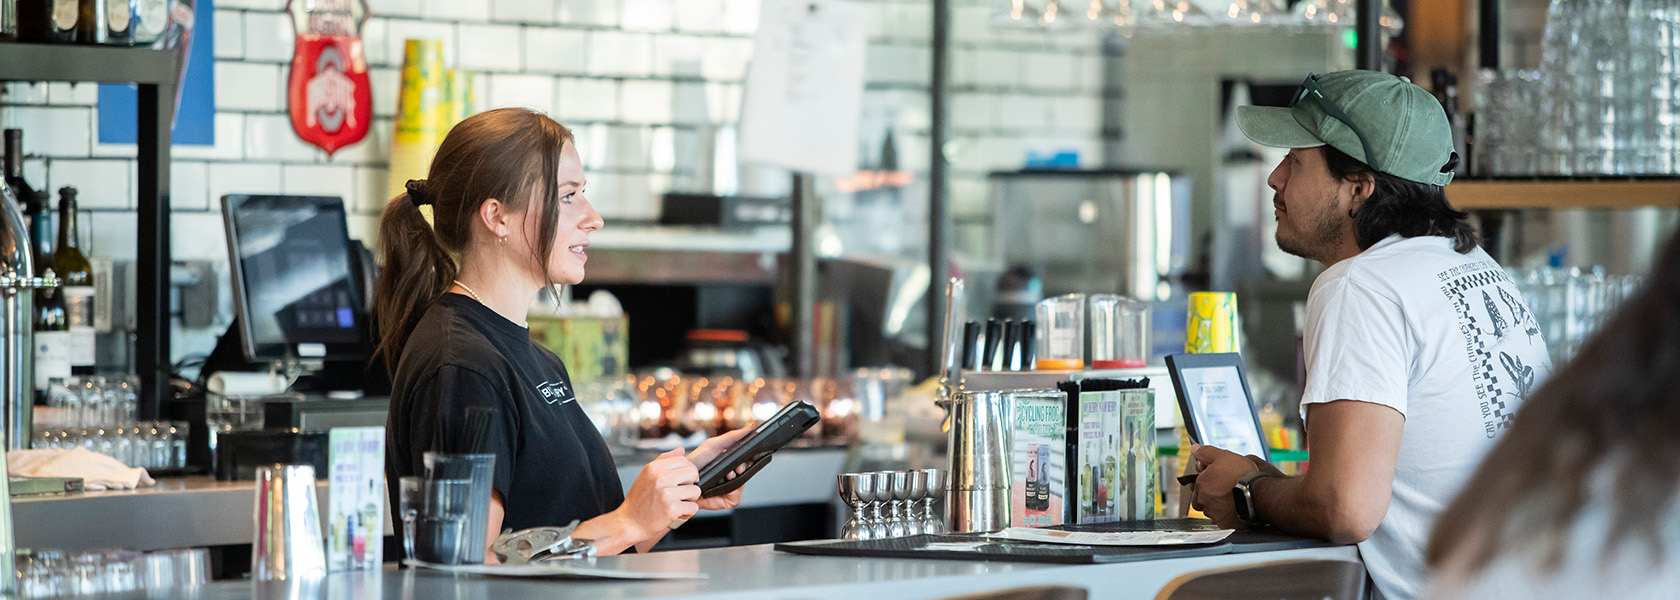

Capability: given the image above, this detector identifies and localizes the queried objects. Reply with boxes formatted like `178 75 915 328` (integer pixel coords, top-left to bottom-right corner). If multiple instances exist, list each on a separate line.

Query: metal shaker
935 278 1013 533
942 390 1013 532
252 464 327 581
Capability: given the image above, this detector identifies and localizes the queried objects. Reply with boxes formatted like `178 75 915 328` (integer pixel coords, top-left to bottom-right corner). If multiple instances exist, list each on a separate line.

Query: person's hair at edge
1319 145 1478 254
1427 231 1680 576
372 107 574 375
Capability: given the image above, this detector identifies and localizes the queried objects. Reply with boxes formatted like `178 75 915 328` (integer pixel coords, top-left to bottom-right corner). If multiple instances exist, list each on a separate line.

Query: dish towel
7 447 156 491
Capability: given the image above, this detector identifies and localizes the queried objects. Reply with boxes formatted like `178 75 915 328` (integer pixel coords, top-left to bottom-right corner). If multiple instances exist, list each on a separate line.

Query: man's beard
1274 192 1346 263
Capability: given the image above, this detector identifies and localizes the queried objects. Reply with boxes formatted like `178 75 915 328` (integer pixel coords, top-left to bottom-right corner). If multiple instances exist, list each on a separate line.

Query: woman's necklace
453 280 485 304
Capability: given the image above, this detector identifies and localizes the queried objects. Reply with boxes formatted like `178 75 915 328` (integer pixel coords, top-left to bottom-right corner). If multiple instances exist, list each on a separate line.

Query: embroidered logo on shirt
536 380 574 405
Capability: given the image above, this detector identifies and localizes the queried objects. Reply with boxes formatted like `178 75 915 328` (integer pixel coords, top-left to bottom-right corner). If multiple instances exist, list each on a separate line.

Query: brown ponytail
372 108 575 375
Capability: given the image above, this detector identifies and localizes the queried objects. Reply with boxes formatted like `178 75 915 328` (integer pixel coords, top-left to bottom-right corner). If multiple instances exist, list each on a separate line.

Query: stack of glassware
1530 0 1680 175
1508 266 1644 365
41 376 139 427
995 0 1402 33
14 547 209 598
29 420 190 471
1473 69 1545 176
31 375 189 470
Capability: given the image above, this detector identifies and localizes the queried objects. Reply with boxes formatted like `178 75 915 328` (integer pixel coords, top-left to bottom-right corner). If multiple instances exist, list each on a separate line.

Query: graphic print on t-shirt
536 380 574 405
1438 261 1544 438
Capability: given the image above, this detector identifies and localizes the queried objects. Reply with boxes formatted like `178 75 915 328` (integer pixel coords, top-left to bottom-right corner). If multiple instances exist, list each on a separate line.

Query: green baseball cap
1237 70 1456 186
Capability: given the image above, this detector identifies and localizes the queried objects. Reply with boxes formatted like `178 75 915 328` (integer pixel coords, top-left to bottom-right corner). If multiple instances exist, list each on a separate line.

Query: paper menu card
1074 386 1156 524
328 427 385 572
738 0 868 175
1011 391 1066 528
987 527 1233 546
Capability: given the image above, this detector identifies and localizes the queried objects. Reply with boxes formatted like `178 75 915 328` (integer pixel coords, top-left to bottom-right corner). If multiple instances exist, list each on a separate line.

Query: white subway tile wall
241 11 296 63
458 24 525 71
49 160 131 210
2 0 1110 363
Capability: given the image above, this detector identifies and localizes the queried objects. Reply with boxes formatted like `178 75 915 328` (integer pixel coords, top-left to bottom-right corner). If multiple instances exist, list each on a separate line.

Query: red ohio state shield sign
286 0 372 156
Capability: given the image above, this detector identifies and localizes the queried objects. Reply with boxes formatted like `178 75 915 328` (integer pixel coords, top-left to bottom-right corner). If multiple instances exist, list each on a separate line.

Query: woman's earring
500 236 507 244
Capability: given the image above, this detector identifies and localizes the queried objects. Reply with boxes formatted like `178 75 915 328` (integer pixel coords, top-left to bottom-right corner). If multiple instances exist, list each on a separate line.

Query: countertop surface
187 541 1362 600
11 448 846 552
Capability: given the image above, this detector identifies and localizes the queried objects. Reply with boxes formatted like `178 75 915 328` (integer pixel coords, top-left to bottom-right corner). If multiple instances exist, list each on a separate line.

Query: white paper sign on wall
738 0 868 175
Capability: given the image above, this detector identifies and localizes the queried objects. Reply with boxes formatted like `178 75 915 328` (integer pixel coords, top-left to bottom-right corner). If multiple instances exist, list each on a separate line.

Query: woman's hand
687 428 754 511
615 447 701 540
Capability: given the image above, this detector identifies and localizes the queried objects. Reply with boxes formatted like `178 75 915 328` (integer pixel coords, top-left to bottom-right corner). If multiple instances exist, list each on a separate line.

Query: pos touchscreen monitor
222 194 369 363
1165 352 1270 461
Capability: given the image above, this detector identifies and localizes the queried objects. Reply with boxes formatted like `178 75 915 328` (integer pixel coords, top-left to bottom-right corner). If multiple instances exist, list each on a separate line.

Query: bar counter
12 449 846 552
188 541 1361 600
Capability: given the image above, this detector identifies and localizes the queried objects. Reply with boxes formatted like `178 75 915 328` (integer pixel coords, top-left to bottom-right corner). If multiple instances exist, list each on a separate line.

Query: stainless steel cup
252 464 327 581
921 468 946 534
941 390 1012 533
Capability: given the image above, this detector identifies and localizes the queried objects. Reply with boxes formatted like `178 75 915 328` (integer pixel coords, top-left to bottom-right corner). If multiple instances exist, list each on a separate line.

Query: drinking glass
207 394 266 455
1089 294 1151 369
398 476 425 561
415 478 473 565
1035 294 1086 370
423 453 496 564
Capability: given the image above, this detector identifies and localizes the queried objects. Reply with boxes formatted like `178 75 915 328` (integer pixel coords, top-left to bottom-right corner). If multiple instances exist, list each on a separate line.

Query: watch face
1233 485 1256 522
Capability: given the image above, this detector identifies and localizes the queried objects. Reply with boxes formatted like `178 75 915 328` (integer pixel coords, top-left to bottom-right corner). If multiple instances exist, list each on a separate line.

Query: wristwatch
1232 471 1270 525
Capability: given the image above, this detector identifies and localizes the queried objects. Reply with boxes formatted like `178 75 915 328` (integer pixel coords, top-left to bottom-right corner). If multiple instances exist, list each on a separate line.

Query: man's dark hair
1320 145 1478 254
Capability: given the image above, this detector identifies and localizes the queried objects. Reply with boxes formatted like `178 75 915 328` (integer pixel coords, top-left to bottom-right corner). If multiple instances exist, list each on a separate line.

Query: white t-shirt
1300 235 1552 600
1425 467 1680 600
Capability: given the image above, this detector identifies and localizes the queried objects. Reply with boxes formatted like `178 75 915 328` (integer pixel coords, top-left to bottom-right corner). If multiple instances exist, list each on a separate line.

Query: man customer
1187 70 1551 600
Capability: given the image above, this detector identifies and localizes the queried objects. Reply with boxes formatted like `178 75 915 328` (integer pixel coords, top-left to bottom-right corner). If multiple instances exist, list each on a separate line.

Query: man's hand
1189 444 1271 529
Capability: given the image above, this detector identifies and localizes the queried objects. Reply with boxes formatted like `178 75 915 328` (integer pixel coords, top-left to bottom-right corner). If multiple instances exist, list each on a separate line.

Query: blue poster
97 0 216 146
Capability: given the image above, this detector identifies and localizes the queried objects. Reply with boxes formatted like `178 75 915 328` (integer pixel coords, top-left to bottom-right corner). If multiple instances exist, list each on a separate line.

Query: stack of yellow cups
387 39 448 202
1176 291 1242 518
1185 292 1241 354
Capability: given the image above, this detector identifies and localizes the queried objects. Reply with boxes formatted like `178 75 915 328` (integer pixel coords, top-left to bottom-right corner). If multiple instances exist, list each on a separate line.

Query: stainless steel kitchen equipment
989 170 1191 302
1 185 54 452
0 183 56 597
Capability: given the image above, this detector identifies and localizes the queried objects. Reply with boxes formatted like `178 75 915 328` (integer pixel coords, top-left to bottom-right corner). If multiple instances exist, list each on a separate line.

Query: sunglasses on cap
1291 73 1381 172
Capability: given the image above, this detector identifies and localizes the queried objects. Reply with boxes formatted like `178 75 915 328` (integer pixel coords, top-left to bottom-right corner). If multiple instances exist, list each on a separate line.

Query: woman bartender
377 107 750 558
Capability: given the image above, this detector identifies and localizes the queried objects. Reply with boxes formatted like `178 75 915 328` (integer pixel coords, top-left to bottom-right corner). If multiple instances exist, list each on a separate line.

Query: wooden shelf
1447 179 1680 210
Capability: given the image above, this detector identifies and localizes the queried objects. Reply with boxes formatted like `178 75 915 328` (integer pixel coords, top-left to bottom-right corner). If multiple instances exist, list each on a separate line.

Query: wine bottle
34 268 71 404
1 0 17 41
1024 452 1038 516
1101 434 1117 517
4 129 36 207
27 191 53 271
1035 444 1050 512
54 187 96 374
75 0 105 43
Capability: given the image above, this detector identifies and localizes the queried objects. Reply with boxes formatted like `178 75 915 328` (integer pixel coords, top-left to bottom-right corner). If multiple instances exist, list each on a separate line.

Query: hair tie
406 179 432 208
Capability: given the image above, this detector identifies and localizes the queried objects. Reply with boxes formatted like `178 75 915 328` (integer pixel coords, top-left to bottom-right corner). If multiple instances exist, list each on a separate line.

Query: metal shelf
0 42 176 85
0 41 178 419
1447 179 1680 210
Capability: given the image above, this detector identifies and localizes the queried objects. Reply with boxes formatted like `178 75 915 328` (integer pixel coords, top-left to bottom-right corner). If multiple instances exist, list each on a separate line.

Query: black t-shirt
385 293 624 533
